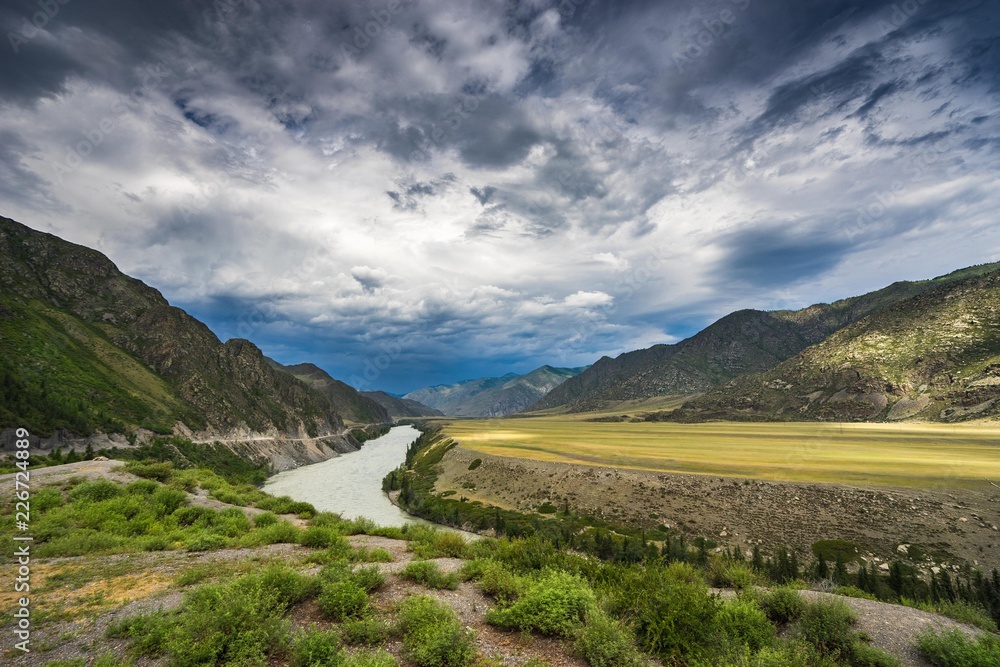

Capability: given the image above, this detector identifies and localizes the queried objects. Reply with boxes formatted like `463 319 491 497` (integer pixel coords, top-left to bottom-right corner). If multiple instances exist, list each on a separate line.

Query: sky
1 0 999 394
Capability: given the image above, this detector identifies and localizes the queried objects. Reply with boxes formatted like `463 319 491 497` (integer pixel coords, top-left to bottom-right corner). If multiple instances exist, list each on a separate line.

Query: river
262 424 435 527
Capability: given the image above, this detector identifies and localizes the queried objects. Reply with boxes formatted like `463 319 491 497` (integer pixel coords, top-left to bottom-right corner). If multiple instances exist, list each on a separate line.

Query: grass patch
485 569 595 637
916 629 1000 667
442 419 1000 489
401 561 460 590
109 564 313 665
397 595 475 667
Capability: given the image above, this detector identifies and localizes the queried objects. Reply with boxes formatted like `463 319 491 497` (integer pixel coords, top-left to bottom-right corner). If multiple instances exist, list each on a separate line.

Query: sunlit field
441 418 1000 490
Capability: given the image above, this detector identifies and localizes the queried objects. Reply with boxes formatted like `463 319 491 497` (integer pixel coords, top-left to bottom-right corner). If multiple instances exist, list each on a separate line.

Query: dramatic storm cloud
2 0 999 391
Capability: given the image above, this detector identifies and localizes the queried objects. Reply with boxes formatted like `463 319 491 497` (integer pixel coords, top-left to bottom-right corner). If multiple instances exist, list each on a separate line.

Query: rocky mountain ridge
0 216 374 454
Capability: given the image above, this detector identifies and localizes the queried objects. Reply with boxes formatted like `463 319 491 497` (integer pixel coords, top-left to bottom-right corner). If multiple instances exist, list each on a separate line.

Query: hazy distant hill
405 366 586 416
361 391 444 418
265 360 390 424
0 216 358 439
532 265 1000 413
669 266 1000 422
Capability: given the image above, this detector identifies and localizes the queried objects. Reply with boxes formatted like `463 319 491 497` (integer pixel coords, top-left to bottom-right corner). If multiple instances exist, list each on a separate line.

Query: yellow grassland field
439 417 1000 490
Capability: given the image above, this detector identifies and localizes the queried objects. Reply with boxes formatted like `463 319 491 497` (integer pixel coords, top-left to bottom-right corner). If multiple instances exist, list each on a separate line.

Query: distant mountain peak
531 262 1000 414
403 365 586 417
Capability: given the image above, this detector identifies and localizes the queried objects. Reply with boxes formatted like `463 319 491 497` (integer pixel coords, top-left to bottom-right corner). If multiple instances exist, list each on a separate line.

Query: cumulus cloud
1 0 999 391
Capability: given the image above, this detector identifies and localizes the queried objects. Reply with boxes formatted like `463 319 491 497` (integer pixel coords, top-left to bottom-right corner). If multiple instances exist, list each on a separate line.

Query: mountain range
531 263 1000 419
667 265 1000 422
405 365 587 417
264 360 391 424
0 216 383 446
4 213 998 439
361 391 444 419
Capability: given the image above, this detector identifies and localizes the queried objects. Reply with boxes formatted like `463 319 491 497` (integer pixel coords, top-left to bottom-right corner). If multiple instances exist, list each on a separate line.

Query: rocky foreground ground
0 460 991 667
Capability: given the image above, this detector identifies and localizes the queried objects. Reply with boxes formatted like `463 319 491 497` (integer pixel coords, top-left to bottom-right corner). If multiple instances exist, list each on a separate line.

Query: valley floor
434 443 1000 573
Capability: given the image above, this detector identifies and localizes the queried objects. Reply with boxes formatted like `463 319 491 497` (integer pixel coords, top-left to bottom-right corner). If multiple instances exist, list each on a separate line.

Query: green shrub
174 505 214 527
69 479 122 502
716 598 776 653
165 577 292 666
917 629 1000 667
836 585 878 601
151 487 188 515
45 655 136 667
91 654 136 667
485 570 595 637
474 559 528 605
341 617 390 646
916 600 998 633
468 458 482 470
301 526 340 549
214 507 252 536
397 595 475 667
318 561 354 584
253 511 279 527
409 530 470 559
350 565 387 593
139 535 171 552
106 612 172 657
33 487 64 512
125 479 160 496
319 581 369 621
303 535 355 563
761 587 807 624
341 650 398 666
292 627 343 667
401 561 460 590
125 460 176 482
354 547 394 563
241 564 316 608
35 529 126 557
850 642 900 667
631 562 719 662
241 520 302 546
798 599 857 657
310 511 345 527
708 560 758 590
41 660 86 667
342 517 378 535
175 566 211 587
574 610 644 667
720 640 840 667
185 533 229 552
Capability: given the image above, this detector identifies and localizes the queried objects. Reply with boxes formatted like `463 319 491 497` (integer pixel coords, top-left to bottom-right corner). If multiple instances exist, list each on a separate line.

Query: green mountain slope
404 366 586 417
266 360 391 424
669 267 1000 422
361 391 444 418
532 265 1000 413
0 216 350 438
